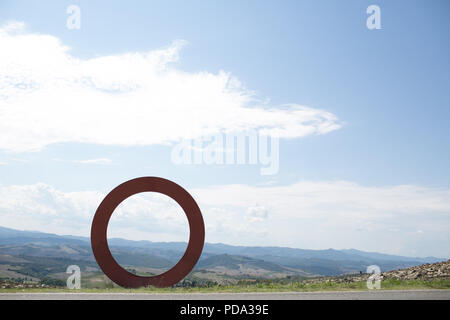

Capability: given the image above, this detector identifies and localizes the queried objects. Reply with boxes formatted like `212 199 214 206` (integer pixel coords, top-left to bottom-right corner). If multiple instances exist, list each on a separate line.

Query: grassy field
1 278 449 293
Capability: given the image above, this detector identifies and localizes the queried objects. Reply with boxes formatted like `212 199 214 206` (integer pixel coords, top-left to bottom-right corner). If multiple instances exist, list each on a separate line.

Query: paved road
1 290 449 300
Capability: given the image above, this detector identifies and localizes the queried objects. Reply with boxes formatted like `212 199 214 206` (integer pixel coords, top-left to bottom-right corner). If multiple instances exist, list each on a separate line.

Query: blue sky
0 1 449 257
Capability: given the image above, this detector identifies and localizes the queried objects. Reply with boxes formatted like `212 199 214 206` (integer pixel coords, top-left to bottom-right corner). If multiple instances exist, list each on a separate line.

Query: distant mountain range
0 226 444 278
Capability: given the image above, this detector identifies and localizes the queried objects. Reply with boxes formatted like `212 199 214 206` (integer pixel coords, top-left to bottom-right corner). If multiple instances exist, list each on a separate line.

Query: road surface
1 290 449 300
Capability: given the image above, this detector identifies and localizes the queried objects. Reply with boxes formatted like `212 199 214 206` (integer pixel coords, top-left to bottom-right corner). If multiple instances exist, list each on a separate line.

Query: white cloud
73 158 112 165
0 181 449 257
0 183 103 235
0 183 188 241
0 22 342 153
246 205 269 222
193 181 450 257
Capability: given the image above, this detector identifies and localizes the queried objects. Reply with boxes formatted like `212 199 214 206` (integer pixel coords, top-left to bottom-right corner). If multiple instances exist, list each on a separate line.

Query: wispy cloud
0 181 449 257
73 158 113 165
193 182 450 257
0 22 342 153
0 183 187 242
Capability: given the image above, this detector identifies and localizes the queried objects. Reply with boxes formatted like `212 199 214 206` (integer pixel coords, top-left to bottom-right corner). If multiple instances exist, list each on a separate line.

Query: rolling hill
0 226 444 281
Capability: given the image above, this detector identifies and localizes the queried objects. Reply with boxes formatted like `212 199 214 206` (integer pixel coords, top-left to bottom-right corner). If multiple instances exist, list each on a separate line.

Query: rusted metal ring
90 177 205 288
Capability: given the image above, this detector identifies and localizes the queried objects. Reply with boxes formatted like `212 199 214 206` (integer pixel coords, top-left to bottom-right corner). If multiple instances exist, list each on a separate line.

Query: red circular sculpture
91 177 205 288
